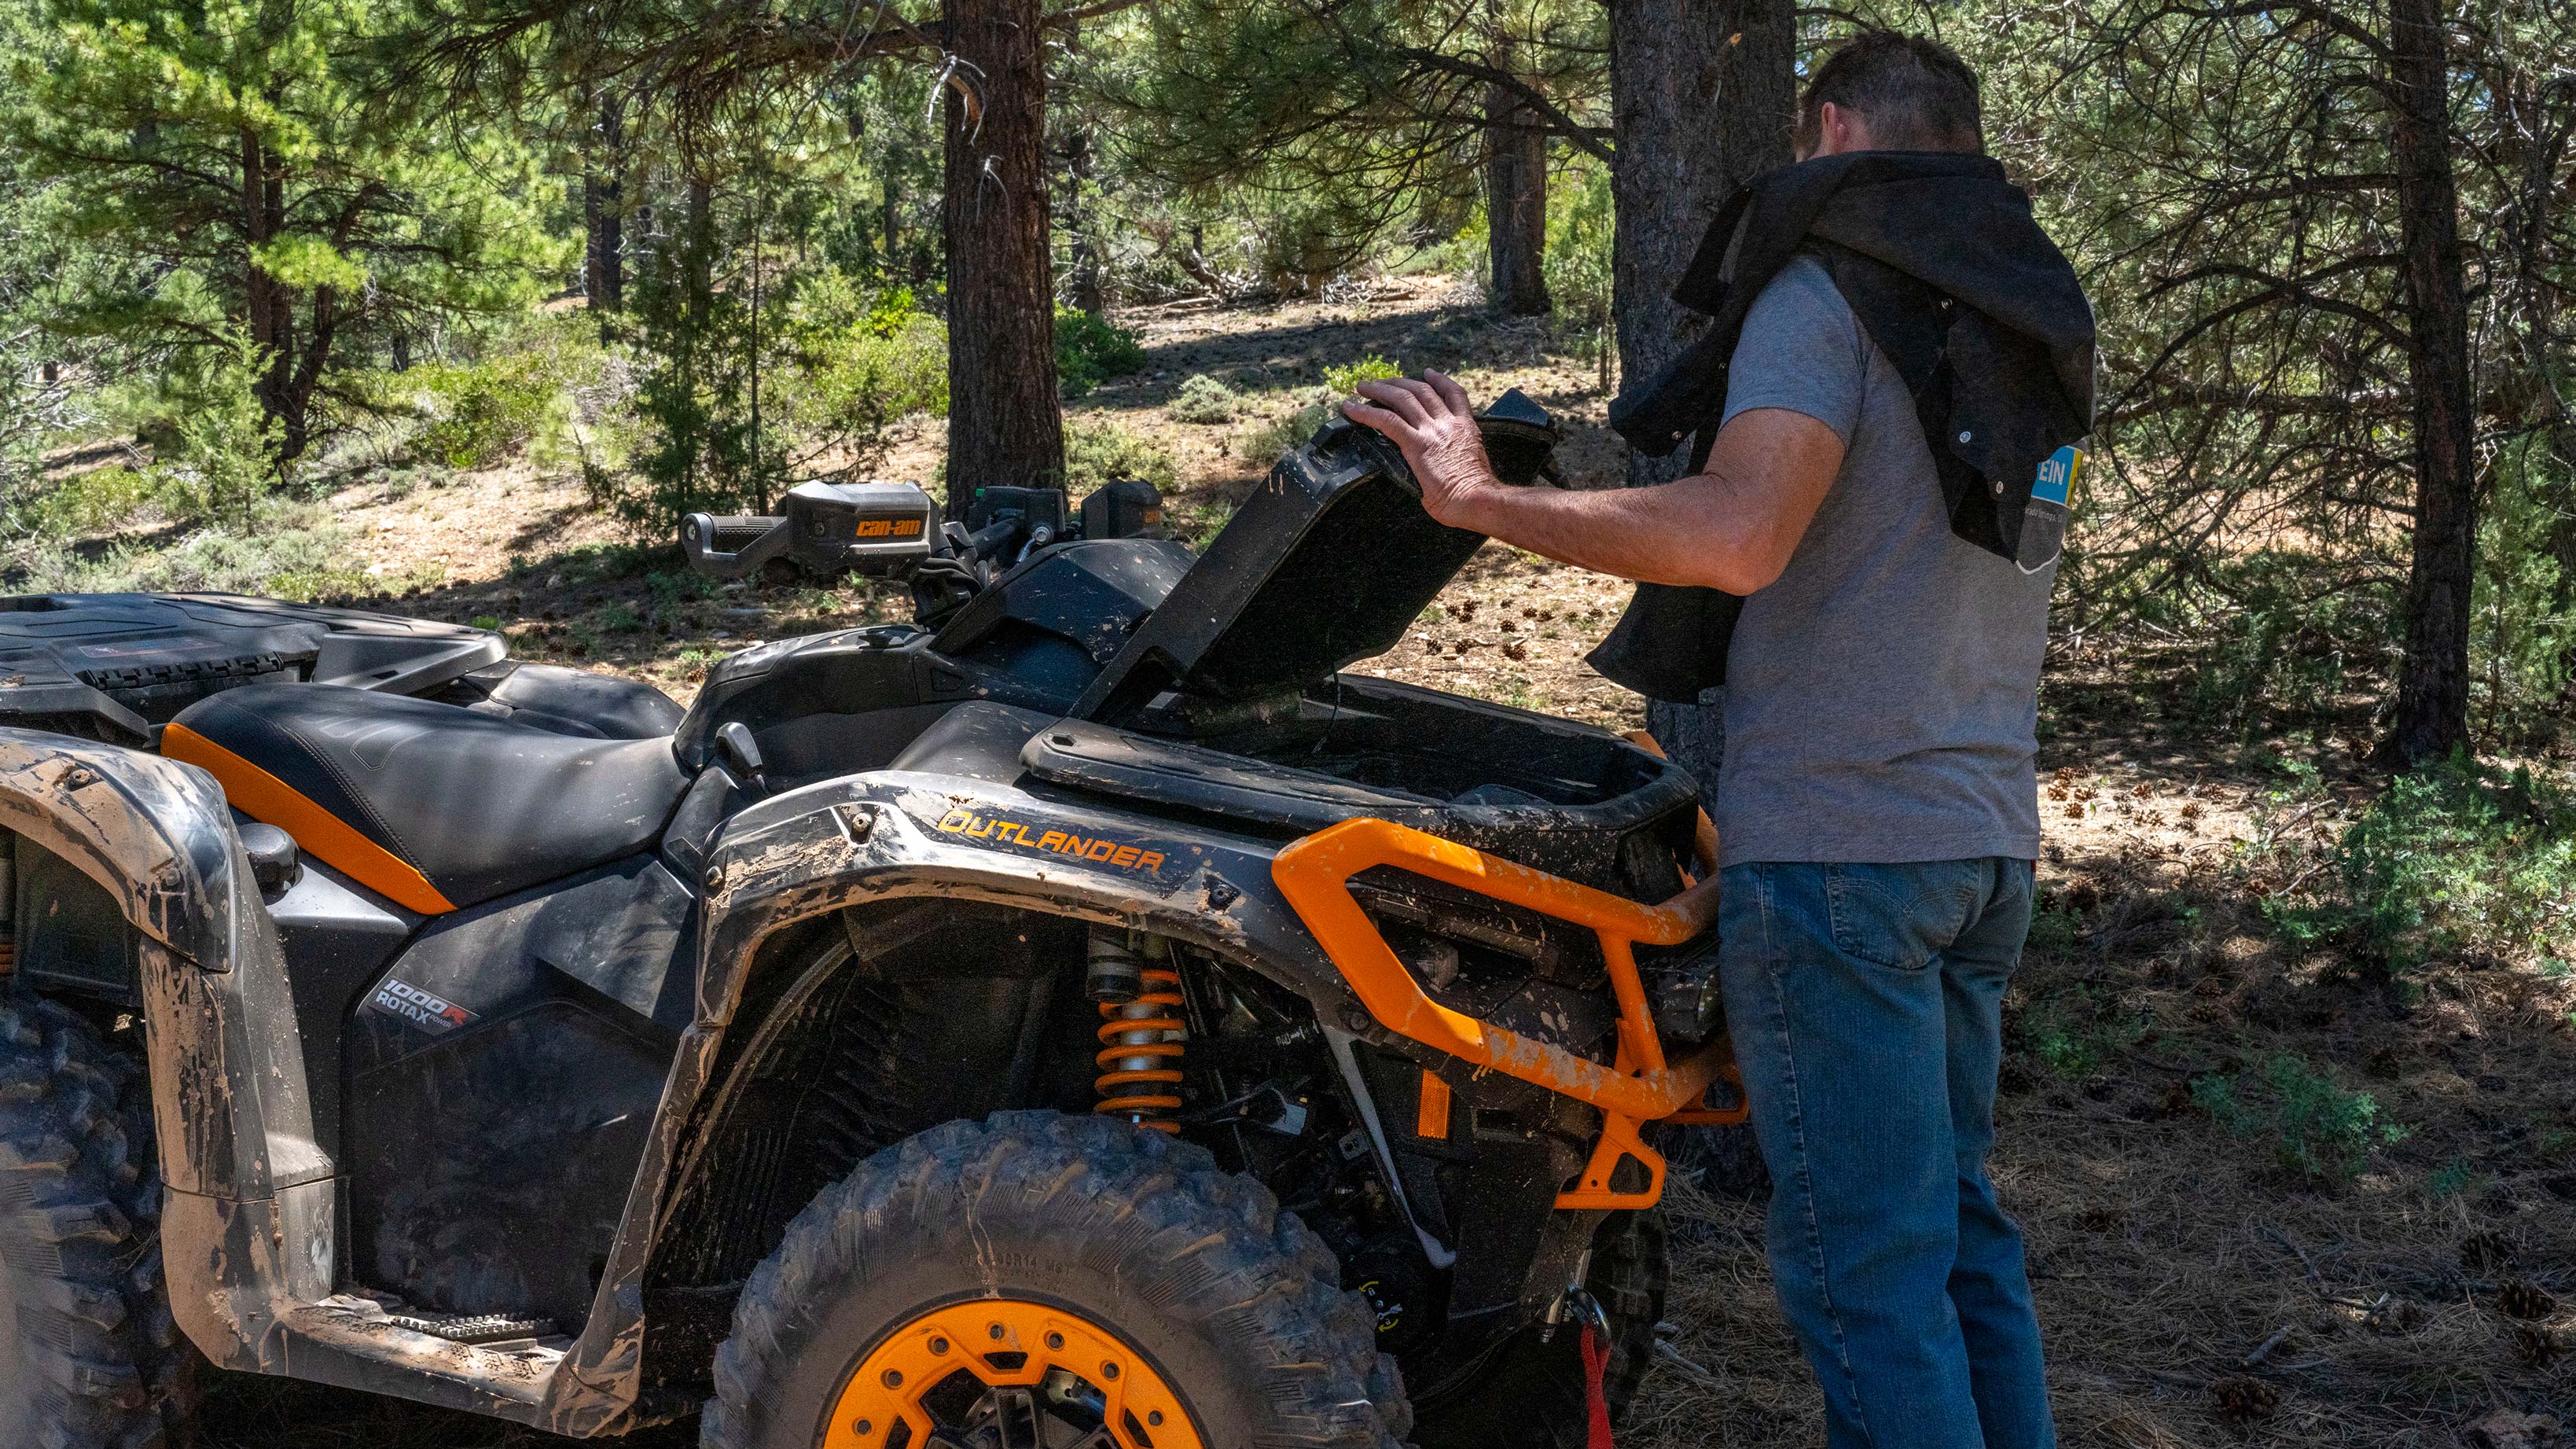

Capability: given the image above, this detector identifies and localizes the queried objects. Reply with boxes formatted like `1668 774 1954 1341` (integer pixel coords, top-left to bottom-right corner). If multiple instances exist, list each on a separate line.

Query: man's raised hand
1341 370 1498 529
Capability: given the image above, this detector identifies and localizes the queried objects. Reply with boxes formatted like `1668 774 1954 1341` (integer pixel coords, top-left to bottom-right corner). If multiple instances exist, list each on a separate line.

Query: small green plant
1064 418 1177 494
2427 1160 2477 1200
2027 900 2084 956
1237 403 1334 467
1168 373 1242 424
1322 355 1401 395
1056 308 1146 397
470 614 503 631
597 601 643 634
1235 355 1409 464
2194 1053 2409 1183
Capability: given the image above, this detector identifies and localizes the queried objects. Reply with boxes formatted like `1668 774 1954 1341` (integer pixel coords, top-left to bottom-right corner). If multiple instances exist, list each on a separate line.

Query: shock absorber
1087 932 1186 1133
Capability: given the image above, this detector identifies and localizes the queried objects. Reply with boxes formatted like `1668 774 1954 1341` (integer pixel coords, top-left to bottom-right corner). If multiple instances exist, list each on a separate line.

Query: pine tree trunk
584 89 626 321
1483 25 1550 316
941 0 1065 517
1610 0 1795 490
1610 0 1793 1197
2383 0 2478 766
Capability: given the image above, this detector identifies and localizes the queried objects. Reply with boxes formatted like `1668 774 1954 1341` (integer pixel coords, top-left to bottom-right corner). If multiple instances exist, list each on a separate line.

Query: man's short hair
1795 31 1985 155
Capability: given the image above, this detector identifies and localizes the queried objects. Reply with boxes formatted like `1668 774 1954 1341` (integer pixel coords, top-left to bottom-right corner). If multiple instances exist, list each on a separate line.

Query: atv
0 392 1740 1449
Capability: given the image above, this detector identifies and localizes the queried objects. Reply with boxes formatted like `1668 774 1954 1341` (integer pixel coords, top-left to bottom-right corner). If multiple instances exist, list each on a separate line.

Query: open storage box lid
1074 392 1556 726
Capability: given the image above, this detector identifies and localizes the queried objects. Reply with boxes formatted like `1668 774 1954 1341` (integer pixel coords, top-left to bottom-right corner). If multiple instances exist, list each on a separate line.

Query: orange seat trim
163 723 457 915
1271 816 1746 1211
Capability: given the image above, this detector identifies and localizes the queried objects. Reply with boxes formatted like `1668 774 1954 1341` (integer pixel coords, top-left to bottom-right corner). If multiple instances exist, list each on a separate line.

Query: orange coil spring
1095 967 1186 1133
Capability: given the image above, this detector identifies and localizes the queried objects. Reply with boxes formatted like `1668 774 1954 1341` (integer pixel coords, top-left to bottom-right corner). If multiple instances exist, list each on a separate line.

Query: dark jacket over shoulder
1594 151 2095 704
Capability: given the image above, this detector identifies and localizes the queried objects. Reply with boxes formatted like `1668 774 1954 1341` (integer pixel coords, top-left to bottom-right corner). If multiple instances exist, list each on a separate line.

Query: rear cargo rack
1271 817 1746 1212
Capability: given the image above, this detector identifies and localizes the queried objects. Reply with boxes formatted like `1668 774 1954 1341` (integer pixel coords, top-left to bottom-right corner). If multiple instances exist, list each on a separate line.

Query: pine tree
6 0 563 465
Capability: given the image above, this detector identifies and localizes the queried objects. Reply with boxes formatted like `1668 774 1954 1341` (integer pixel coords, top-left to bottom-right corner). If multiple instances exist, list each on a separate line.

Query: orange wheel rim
823 1298 1206 1449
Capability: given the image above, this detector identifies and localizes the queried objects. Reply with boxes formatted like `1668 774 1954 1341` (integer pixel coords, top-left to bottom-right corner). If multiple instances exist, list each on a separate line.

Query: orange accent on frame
1416 1070 1452 1140
162 723 456 915
1270 817 1739 1211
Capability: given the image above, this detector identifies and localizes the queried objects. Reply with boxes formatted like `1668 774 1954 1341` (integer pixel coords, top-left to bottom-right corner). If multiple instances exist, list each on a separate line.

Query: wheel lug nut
880 1368 903 1388
854 1420 873 1436
989 1323 1005 1340
1045 1331 1065 1351
1148 1410 1164 1426
1102 1361 1120 1380
929 1337 949 1355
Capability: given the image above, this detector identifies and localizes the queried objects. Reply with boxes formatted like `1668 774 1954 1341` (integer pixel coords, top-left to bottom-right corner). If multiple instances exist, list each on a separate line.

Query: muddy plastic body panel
0 408 1715 1435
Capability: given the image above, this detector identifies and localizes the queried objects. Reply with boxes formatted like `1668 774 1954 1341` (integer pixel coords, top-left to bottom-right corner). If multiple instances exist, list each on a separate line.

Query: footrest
382 1311 557 1344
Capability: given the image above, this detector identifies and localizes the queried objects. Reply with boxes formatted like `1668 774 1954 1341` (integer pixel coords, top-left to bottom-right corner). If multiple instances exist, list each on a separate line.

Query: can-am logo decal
368 979 478 1035
933 807 1169 873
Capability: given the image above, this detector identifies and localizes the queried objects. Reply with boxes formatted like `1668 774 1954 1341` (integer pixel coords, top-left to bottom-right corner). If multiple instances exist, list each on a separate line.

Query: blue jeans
1716 859 2055 1449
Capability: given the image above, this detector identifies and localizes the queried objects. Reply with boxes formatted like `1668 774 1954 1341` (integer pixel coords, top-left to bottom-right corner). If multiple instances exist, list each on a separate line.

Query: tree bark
583 88 627 322
1610 0 1795 488
1484 26 1550 315
2383 0 2477 766
941 0 1065 517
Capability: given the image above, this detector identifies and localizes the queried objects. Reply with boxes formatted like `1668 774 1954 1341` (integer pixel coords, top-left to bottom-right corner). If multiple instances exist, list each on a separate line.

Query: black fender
0 729 336 1370
547 765 1400 1427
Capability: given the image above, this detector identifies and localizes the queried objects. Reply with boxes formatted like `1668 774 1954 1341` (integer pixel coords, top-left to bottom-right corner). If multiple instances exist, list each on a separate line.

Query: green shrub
2139 547 2394 741
407 322 599 473
1323 355 1401 395
18 509 368 600
2310 756 2576 976
1064 417 1177 494
2471 438 2576 750
1056 308 1146 397
20 465 189 541
142 330 285 527
2193 1053 2409 1183
1544 160 1617 387
793 307 950 454
1168 373 1241 424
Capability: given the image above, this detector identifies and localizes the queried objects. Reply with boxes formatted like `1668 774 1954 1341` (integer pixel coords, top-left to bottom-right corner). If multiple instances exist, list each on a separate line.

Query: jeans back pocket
1824 861 1984 970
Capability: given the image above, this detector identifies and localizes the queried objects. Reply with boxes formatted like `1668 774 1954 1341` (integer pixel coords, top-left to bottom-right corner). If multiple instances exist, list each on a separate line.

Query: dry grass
181 289 2574 1448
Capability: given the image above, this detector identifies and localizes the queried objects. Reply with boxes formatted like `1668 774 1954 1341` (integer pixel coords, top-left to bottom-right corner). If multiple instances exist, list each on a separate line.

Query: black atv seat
166 684 689 914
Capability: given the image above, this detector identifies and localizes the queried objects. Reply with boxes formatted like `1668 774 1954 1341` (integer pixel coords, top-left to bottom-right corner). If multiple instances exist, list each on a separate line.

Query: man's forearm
1446 473 1771 592
1343 377 1847 594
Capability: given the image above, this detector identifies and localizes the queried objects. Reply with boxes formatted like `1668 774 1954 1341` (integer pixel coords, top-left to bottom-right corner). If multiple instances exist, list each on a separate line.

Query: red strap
1578 1322 1615 1449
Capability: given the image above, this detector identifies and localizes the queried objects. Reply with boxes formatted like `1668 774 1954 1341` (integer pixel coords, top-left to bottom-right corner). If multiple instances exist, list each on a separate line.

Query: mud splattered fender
540 769 1376 1432
0 729 331 1373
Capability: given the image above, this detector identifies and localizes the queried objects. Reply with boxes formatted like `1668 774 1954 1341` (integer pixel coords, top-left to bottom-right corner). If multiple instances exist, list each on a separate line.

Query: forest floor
164 283 2574 1449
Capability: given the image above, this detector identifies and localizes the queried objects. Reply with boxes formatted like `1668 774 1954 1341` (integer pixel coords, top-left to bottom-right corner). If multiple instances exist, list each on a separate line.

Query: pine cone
2212 1374 2280 1421
2499 1278 2559 1322
2513 1323 2559 1368
2463 1229 2515 1273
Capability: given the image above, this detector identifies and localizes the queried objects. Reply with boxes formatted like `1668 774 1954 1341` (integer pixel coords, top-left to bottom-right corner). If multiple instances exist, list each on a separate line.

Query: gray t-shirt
1711 256 2053 867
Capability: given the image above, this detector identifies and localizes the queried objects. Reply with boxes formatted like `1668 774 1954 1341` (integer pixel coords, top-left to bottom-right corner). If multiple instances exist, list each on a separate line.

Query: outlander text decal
934 807 1169 873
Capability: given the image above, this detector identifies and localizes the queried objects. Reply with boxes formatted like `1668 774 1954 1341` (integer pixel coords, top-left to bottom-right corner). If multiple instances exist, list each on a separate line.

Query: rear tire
704 1111 1409 1449
0 996 196 1449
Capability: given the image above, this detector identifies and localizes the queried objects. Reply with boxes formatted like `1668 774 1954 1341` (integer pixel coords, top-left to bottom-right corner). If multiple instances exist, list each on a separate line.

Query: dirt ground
183 288 2573 1448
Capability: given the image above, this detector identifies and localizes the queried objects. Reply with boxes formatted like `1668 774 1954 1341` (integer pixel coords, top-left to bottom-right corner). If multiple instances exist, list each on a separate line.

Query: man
1343 33 2089 1449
